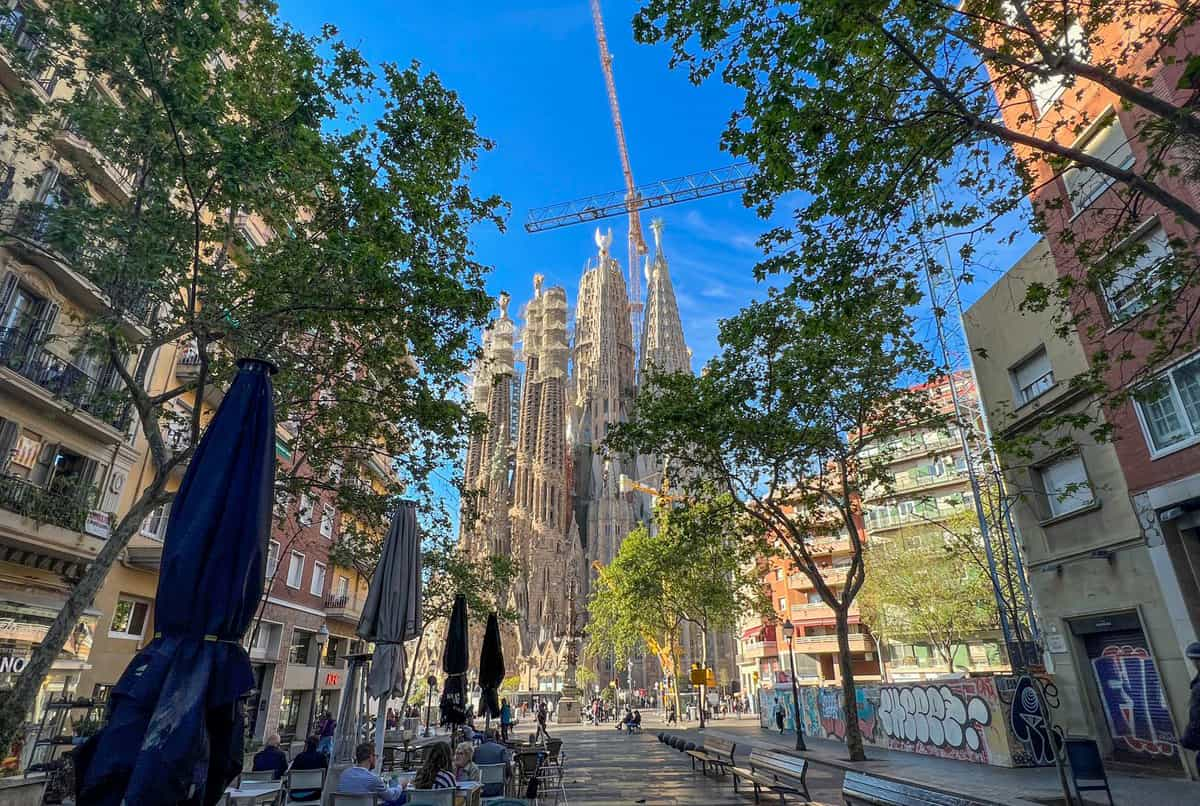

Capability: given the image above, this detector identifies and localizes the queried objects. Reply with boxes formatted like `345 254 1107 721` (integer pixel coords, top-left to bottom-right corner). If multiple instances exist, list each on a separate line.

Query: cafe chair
404 788 455 806
330 795 378 806
240 771 276 784
283 768 325 804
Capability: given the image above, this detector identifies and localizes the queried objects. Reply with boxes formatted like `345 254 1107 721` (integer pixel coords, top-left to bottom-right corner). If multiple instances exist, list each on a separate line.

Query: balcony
174 344 225 409
737 640 778 661
0 5 59 101
52 124 137 203
865 503 971 533
324 593 364 623
864 467 969 502
791 633 873 655
1 203 152 337
804 537 853 555
0 474 91 533
789 601 861 624
0 327 130 437
788 566 849 591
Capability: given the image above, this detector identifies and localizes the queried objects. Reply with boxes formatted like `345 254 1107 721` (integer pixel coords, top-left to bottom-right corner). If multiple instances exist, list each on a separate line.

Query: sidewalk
651 716 1200 806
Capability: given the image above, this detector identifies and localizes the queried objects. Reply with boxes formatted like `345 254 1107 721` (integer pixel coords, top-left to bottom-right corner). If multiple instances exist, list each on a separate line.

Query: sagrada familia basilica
457 221 733 698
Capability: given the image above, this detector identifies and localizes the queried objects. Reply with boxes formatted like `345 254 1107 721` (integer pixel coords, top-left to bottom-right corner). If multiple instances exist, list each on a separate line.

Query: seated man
340 742 405 806
472 732 510 798
288 735 328 802
251 733 289 780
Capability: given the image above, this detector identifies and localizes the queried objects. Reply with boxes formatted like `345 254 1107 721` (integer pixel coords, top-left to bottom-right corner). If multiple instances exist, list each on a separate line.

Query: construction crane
525 0 751 361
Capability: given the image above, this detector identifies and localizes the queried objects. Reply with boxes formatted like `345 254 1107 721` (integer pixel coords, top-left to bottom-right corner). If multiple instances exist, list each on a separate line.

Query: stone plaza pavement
655 714 1200 806
547 721 846 804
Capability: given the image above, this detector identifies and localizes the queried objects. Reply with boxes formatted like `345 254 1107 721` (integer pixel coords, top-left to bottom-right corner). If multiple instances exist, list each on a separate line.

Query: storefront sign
0 655 29 674
324 672 340 686
85 510 112 539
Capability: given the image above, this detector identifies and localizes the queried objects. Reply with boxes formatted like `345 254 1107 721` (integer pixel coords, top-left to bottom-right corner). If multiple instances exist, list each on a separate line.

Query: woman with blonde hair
452 741 480 783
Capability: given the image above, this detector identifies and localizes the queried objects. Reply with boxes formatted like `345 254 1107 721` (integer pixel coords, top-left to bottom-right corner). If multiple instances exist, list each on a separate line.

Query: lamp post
781 620 806 752
308 623 330 737
424 674 438 736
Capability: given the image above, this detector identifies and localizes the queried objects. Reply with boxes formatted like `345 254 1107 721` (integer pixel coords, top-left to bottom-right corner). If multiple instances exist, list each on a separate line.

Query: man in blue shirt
473 732 510 797
251 733 289 780
339 742 405 805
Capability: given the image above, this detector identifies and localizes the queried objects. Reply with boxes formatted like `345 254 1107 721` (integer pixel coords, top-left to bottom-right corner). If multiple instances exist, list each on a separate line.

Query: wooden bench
729 749 810 803
842 771 990 805
685 735 736 776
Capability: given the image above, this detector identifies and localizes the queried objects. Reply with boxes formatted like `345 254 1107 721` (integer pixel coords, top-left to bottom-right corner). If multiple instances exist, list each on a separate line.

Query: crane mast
590 0 645 358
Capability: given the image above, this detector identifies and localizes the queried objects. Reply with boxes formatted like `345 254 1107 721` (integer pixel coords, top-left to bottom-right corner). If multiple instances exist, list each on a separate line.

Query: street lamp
308 623 330 737
781 620 807 752
424 674 438 736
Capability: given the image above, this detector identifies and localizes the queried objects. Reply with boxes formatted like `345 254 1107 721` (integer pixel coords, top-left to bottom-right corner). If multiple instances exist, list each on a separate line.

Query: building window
248 621 281 658
288 628 314 665
774 568 783 581
140 503 171 540
320 504 335 538
1102 221 1173 320
273 488 292 518
1063 114 1135 214
777 597 787 613
1135 355 1200 455
1028 21 1086 117
109 596 150 639
266 540 280 579
278 691 301 743
286 551 304 588
310 562 326 597
1011 347 1054 405
1036 453 1095 518
336 575 350 600
298 493 313 525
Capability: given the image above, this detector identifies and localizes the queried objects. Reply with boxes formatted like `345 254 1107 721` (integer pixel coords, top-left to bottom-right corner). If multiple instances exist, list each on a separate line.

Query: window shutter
0 419 17 475
0 164 14 202
0 272 17 318
33 442 59 486
27 300 59 346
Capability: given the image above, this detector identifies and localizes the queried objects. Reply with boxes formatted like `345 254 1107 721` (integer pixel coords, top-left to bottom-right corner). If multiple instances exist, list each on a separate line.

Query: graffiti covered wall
758 675 1055 768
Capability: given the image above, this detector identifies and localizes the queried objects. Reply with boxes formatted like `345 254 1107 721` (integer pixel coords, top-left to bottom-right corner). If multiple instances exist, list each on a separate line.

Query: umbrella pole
374 695 387 777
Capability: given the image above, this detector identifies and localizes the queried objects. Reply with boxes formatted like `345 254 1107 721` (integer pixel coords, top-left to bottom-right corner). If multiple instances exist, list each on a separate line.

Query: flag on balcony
75 358 276 806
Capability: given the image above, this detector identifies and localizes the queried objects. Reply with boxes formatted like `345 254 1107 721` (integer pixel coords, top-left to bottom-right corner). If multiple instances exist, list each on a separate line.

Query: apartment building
0 0 149 731
860 374 1010 678
966 238 1195 775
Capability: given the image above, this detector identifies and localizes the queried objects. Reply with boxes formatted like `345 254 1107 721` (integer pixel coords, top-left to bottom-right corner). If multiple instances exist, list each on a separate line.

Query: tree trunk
834 606 867 761
699 623 709 730
401 632 426 705
0 490 161 751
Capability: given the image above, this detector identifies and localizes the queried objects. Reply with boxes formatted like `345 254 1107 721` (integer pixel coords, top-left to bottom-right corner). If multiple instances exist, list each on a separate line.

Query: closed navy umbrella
477 612 505 720
439 594 469 726
76 359 276 805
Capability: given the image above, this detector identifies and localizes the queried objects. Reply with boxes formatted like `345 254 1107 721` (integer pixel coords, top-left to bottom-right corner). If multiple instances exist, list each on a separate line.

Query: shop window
278 692 301 743
109 596 149 639
288 628 314 665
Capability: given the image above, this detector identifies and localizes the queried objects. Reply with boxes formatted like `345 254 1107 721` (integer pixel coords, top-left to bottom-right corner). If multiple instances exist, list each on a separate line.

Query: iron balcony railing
0 474 90 532
2 202 154 323
0 327 129 429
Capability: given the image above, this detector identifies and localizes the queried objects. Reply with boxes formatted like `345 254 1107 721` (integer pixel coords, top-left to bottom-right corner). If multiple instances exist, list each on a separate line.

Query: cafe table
223 780 283 804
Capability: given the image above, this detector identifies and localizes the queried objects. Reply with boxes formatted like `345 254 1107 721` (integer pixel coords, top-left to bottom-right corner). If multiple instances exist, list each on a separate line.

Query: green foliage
0 0 504 742
586 487 769 689
860 534 998 673
632 0 1200 446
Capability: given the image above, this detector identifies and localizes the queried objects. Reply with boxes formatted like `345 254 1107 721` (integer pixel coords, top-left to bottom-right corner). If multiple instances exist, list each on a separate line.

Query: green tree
633 0 1200 440
609 275 941 761
586 489 769 721
0 0 502 745
860 533 999 674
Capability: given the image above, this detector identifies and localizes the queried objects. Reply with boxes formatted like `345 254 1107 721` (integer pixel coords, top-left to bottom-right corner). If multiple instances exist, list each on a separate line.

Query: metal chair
404 788 455 806
240 771 277 784
283 768 325 804
478 762 508 804
1064 739 1115 806
484 801 528 806
330 795 378 806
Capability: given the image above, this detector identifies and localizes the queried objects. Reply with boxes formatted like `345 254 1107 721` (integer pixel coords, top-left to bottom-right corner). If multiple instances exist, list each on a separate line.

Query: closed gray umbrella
357 500 422 767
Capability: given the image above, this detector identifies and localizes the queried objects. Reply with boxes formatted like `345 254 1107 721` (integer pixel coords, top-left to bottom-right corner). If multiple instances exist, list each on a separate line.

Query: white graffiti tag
878 685 992 754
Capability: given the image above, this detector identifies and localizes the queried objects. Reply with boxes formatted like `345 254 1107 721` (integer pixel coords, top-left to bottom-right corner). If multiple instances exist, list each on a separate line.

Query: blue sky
278 1 1037 371
279 0 779 366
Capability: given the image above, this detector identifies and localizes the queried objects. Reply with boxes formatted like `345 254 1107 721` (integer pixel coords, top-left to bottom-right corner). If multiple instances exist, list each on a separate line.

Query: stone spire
638 219 690 380
571 228 638 583
461 292 516 558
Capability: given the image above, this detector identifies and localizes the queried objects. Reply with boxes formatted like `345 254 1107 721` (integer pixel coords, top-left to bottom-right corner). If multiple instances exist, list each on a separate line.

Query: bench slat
843 771 985 806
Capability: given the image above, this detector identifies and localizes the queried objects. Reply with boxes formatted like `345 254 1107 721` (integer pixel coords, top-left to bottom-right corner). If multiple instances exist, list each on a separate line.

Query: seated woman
412 741 456 790
452 741 480 784
287 736 328 802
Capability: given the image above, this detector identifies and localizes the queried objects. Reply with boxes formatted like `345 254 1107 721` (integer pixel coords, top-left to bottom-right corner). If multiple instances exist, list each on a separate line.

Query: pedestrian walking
774 698 785 734
535 698 550 742
500 697 513 742
1182 642 1200 769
